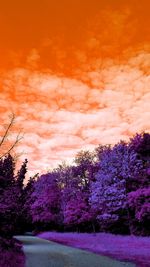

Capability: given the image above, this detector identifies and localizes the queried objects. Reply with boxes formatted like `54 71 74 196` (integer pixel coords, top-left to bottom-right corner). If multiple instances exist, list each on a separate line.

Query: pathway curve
16 236 136 267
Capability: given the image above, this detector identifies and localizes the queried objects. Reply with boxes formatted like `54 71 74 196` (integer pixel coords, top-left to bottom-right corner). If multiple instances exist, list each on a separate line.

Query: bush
0 237 25 267
128 187 150 236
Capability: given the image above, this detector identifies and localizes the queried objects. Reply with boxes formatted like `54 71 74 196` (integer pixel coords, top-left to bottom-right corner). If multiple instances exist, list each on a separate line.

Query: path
16 236 136 267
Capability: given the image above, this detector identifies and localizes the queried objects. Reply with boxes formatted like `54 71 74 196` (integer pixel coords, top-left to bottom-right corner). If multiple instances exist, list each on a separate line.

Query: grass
38 232 150 267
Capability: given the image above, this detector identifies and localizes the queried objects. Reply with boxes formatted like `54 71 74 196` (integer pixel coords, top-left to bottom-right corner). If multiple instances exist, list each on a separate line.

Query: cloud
0 50 149 177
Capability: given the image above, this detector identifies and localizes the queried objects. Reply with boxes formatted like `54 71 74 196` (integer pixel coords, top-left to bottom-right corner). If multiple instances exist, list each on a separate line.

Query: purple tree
0 154 29 236
31 172 61 230
128 187 150 235
128 132 150 190
0 154 26 266
60 164 94 232
89 141 144 233
16 158 28 189
63 190 93 232
0 154 15 189
0 155 17 237
15 159 28 234
0 115 26 266
127 132 150 235
23 174 37 231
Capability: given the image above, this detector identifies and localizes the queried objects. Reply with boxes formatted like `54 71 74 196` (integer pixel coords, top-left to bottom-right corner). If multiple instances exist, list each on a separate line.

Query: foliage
0 155 18 237
0 237 25 267
128 187 150 235
23 174 38 231
0 157 28 235
15 159 29 234
89 140 146 233
30 132 150 235
63 188 92 231
0 115 27 266
31 172 61 229
0 154 26 266
128 132 150 189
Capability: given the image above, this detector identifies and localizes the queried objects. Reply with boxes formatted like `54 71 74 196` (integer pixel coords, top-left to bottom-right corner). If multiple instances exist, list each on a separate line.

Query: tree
89 141 144 233
0 155 28 236
14 159 28 234
74 149 98 183
0 154 15 189
23 174 38 231
0 155 17 237
128 187 150 236
31 172 61 230
0 115 26 266
58 163 94 232
128 132 150 190
127 132 150 235
16 159 28 189
63 187 93 232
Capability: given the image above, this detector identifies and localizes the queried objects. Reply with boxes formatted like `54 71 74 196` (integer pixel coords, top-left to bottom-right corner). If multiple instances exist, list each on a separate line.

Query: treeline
30 132 150 236
0 132 150 244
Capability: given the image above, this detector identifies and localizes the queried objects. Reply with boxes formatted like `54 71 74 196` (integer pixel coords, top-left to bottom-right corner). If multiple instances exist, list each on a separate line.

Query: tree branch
0 113 15 148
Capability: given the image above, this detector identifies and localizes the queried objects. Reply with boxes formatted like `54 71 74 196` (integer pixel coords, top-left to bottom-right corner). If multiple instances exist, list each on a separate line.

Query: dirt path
16 236 136 267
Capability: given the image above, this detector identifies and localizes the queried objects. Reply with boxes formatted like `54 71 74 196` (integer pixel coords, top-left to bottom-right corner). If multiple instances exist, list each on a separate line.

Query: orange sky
0 0 150 177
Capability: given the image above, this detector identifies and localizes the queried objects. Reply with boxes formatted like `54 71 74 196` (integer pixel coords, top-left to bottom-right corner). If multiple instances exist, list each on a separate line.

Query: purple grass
38 232 150 267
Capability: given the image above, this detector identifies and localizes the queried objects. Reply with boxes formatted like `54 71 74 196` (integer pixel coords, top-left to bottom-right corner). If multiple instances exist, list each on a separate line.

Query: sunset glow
0 0 150 176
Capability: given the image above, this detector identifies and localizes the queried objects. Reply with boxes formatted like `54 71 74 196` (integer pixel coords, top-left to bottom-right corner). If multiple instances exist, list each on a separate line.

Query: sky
0 0 150 177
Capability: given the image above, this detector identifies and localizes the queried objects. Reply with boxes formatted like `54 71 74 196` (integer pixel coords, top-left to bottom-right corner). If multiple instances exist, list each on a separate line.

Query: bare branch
0 132 23 159
0 113 24 159
0 113 15 148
